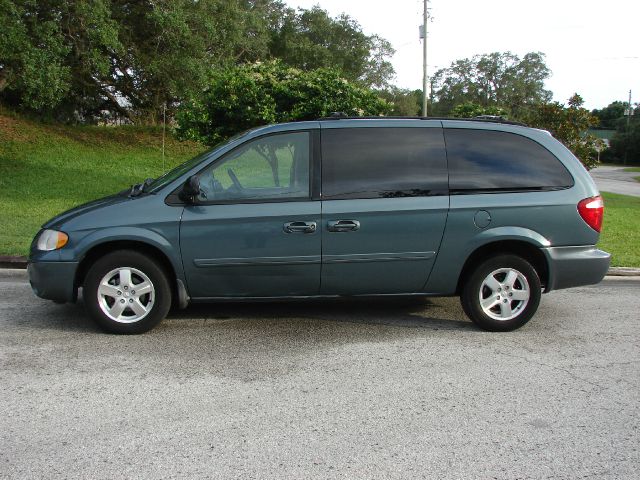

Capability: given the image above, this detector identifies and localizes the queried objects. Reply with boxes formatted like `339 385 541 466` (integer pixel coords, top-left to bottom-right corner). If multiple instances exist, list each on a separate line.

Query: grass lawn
598 192 640 267
623 167 640 181
0 112 206 256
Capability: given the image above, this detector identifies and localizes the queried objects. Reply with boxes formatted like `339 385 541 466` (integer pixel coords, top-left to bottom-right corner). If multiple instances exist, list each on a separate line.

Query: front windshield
146 129 254 193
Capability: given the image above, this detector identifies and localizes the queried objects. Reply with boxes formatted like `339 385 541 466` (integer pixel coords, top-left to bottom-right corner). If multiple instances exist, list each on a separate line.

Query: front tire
461 254 541 332
83 250 172 334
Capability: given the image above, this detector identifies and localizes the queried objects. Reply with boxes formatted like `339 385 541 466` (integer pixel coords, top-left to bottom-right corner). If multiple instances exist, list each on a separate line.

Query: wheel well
456 240 548 294
75 240 179 305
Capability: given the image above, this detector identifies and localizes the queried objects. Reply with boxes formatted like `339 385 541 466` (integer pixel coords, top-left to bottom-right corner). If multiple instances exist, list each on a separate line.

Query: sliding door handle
327 220 360 232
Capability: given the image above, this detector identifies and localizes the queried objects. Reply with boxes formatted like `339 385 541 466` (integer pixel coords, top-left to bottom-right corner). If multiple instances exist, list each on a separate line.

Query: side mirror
179 175 201 204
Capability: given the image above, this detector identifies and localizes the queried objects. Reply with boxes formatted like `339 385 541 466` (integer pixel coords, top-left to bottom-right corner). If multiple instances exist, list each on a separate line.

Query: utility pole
625 89 632 165
421 0 428 117
627 89 632 130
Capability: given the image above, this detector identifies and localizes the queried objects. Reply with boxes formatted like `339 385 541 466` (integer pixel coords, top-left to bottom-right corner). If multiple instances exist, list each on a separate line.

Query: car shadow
166 296 473 332
17 291 472 334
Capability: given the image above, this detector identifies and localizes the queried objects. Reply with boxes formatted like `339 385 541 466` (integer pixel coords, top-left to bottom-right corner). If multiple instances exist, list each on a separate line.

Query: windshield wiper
129 178 154 197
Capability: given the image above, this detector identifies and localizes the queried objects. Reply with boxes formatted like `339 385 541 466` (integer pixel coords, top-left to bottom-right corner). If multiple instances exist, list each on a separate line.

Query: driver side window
198 132 310 202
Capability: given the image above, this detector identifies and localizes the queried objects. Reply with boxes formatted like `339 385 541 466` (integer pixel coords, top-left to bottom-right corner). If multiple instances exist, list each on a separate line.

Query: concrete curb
607 267 640 276
2 255 639 277
0 256 27 269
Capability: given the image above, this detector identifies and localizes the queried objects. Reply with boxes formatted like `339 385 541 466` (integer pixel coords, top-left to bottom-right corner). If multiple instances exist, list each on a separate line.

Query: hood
43 193 131 229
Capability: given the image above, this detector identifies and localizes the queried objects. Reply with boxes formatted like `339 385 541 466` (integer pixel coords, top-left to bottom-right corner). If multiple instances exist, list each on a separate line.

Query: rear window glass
445 129 574 191
321 127 448 199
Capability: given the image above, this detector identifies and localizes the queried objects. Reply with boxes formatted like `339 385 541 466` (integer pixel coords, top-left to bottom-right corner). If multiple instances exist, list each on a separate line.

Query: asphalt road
590 165 640 197
1 269 638 479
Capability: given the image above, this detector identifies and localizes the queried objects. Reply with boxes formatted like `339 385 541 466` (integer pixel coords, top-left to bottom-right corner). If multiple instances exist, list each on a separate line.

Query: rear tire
83 250 171 334
461 254 541 332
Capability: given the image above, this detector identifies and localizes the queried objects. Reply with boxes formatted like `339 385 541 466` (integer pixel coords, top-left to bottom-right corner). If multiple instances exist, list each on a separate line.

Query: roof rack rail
316 114 526 127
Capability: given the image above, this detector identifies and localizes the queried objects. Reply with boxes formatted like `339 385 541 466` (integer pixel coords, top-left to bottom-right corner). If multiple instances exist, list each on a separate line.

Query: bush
450 102 507 118
176 61 390 146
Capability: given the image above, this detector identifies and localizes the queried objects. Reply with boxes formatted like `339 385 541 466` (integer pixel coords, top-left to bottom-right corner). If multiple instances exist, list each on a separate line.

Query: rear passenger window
321 127 448 199
445 129 574 191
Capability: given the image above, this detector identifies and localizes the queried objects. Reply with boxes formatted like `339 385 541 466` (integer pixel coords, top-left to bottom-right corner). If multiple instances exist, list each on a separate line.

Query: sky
284 0 640 110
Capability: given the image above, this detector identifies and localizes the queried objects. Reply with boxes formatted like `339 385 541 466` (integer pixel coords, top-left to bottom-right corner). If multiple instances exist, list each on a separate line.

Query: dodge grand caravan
28 117 611 334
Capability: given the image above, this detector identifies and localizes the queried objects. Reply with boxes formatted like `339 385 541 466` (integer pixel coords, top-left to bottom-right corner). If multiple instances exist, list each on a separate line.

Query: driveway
590 165 640 196
1 269 638 479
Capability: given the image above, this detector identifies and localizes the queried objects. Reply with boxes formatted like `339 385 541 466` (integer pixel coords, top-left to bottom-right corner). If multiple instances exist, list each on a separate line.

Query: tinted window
445 129 573 191
321 127 448 199
197 132 310 202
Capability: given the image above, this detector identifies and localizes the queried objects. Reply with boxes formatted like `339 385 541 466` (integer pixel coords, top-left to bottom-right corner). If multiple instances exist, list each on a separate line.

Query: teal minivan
28 117 610 334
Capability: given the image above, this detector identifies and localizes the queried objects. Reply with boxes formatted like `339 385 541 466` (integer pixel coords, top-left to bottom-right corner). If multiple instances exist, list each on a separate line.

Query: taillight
577 195 604 232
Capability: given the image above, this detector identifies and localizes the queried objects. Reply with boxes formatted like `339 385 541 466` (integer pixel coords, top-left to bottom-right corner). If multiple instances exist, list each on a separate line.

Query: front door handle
283 221 317 234
327 220 360 232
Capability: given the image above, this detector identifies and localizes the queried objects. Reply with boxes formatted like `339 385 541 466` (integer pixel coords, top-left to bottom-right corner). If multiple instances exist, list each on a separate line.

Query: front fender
60 226 185 282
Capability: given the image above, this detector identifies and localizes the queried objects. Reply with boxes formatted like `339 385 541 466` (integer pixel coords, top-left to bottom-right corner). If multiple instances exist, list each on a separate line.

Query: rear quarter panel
425 121 601 295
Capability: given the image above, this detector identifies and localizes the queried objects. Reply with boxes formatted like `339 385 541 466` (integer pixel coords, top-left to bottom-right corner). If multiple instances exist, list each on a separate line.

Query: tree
431 52 552 117
105 0 274 122
1 1 396 123
0 0 74 110
591 101 626 129
592 100 640 131
521 94 604 169
176 61 390 146
0 0 279 121
267 6 395 88
608 123 640 165
599 101 640 164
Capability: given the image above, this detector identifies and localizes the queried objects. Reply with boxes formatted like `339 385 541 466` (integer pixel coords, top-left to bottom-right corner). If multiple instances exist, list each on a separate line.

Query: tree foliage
450 102 507 118
1 0 273 121
431 52 552 117
591 101 626 130
0 0 73 110
591 100 640 132
608 122 640 165
376 88 421 116
521 94 604 169
268 6 395 88
597 101 640 164
0 0 394 123
176 61 390 146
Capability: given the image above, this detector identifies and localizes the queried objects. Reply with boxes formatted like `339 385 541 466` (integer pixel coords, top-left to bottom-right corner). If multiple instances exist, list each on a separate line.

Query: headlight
36 229 69 251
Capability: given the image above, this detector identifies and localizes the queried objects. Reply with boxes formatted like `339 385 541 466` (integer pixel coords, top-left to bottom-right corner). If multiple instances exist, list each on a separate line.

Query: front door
319 122 449 295
180 130 321 298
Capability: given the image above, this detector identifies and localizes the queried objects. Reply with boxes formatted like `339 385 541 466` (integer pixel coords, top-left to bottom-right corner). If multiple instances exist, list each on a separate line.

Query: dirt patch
0 115 22 140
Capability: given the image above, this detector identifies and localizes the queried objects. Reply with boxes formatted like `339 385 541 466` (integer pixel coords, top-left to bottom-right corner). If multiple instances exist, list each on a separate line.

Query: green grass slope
0 112 205 256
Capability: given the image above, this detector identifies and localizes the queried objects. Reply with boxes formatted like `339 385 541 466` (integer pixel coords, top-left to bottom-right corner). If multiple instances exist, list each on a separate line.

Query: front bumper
28 261 79 303
543 246 611 292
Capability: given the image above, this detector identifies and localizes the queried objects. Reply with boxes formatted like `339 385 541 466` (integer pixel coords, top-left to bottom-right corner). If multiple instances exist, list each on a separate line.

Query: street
590 165 640 197
1 269 638 479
